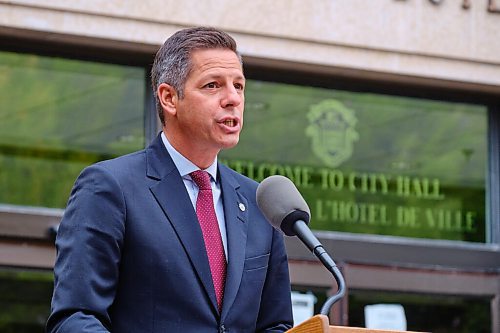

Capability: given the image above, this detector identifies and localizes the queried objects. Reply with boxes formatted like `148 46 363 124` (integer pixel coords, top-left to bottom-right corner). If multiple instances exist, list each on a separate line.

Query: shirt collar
161 132 218 181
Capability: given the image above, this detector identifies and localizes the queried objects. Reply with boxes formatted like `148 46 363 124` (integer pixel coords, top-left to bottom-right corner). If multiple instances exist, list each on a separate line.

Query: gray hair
151 27 242 125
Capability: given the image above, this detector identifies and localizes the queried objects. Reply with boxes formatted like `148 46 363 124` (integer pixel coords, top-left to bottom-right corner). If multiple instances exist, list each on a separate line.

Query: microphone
256 175 346 316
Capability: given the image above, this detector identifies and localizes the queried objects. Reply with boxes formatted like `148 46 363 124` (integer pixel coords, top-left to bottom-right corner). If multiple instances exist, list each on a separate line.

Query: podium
287 315 424 333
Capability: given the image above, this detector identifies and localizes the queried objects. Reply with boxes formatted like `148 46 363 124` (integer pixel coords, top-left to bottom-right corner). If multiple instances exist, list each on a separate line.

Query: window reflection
0 269 53 332
0 51 145 208
221 80 488 242
349 290 491 333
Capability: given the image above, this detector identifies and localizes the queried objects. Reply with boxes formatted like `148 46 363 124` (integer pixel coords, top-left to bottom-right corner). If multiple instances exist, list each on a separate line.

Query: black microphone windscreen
256 175 311 236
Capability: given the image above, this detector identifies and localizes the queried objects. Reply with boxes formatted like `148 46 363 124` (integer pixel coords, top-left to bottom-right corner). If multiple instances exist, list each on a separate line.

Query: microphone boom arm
292 220 346 316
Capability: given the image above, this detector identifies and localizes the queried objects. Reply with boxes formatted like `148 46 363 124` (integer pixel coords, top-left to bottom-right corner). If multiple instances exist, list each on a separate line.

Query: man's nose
221 86 243 108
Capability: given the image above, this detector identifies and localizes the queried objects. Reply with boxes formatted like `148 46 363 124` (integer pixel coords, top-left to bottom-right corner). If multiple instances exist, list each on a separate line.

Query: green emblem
306 99 359 167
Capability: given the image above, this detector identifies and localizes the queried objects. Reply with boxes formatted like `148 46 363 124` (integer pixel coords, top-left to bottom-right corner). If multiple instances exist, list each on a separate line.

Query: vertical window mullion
487 104 500 244
144 65 159 146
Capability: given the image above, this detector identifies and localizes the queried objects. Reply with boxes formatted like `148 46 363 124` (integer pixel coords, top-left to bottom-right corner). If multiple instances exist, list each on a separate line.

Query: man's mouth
222 119 236 127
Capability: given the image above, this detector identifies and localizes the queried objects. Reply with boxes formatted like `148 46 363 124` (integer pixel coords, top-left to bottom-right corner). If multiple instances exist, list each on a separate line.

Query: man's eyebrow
200 73 246 81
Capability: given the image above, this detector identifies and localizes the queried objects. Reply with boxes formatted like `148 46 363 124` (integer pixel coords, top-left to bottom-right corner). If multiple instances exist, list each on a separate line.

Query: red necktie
190 170 227 312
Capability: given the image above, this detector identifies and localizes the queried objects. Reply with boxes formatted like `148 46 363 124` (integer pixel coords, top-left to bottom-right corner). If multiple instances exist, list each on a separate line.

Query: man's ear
157 83 178 117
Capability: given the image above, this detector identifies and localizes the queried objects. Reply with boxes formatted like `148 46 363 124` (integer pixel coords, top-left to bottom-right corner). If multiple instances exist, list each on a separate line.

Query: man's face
167 48 245 160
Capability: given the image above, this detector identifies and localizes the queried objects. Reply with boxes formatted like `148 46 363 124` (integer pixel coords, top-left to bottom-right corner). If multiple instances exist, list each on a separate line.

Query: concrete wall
1 0 500 93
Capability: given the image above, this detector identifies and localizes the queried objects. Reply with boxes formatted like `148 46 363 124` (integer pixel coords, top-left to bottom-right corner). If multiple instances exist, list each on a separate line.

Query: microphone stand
316 251 346 315
292 220 346 316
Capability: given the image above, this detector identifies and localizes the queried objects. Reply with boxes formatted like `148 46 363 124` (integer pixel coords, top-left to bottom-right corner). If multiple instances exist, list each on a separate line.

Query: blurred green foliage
0 51 145 208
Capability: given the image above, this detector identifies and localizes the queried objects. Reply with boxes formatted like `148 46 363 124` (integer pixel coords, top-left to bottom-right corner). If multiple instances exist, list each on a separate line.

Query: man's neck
162 130 218 169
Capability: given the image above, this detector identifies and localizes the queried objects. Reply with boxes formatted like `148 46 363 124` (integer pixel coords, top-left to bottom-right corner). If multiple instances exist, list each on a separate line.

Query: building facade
0 0 499 332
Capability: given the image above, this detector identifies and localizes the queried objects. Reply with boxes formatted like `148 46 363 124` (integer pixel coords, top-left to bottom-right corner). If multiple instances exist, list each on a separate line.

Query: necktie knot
190 170 212 190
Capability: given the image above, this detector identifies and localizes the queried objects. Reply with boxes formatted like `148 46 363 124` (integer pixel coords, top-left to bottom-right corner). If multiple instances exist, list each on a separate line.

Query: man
46 27 293 332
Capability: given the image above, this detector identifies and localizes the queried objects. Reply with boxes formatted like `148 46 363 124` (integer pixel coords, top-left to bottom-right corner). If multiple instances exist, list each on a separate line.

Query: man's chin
219 138 240 150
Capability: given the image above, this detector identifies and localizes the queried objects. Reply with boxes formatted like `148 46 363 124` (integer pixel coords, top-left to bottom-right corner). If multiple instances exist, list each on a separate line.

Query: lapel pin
238 203 246 212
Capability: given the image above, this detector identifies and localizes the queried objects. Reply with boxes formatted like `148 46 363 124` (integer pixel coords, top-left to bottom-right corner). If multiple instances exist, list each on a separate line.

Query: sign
221 158 484 241
291 292 316 326
221 80 487 242
364 304 407 330
397 0 500 13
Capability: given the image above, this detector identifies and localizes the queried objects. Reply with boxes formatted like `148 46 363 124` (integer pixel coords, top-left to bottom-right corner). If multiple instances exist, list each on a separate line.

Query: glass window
0 51 145 208
348 290 491 332
0 269 53 332
220 80 488 242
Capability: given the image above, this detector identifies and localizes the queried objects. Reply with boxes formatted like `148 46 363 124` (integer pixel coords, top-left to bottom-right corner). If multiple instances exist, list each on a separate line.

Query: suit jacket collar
218 163 249 321
145 134 173 180
146 135 249 319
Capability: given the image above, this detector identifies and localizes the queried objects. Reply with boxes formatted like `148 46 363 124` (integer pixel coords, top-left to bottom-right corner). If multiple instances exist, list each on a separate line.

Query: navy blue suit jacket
47 135 293 333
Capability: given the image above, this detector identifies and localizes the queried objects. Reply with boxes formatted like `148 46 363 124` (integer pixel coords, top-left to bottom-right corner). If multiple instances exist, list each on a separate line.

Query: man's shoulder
219 162 258 190
80 149 147 182
95 134 165 173
98 149 146 170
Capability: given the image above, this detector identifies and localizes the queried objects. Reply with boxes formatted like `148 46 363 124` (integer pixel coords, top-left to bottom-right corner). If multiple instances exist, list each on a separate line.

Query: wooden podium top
286 315 425 333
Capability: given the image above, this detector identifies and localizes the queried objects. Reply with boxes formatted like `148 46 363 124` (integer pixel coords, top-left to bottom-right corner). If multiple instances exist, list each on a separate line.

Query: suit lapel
146 136 219 313
219 164 249 320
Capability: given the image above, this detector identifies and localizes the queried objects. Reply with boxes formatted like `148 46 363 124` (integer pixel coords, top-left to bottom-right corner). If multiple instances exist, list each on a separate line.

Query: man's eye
205 82 217 88
234 83 244 91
